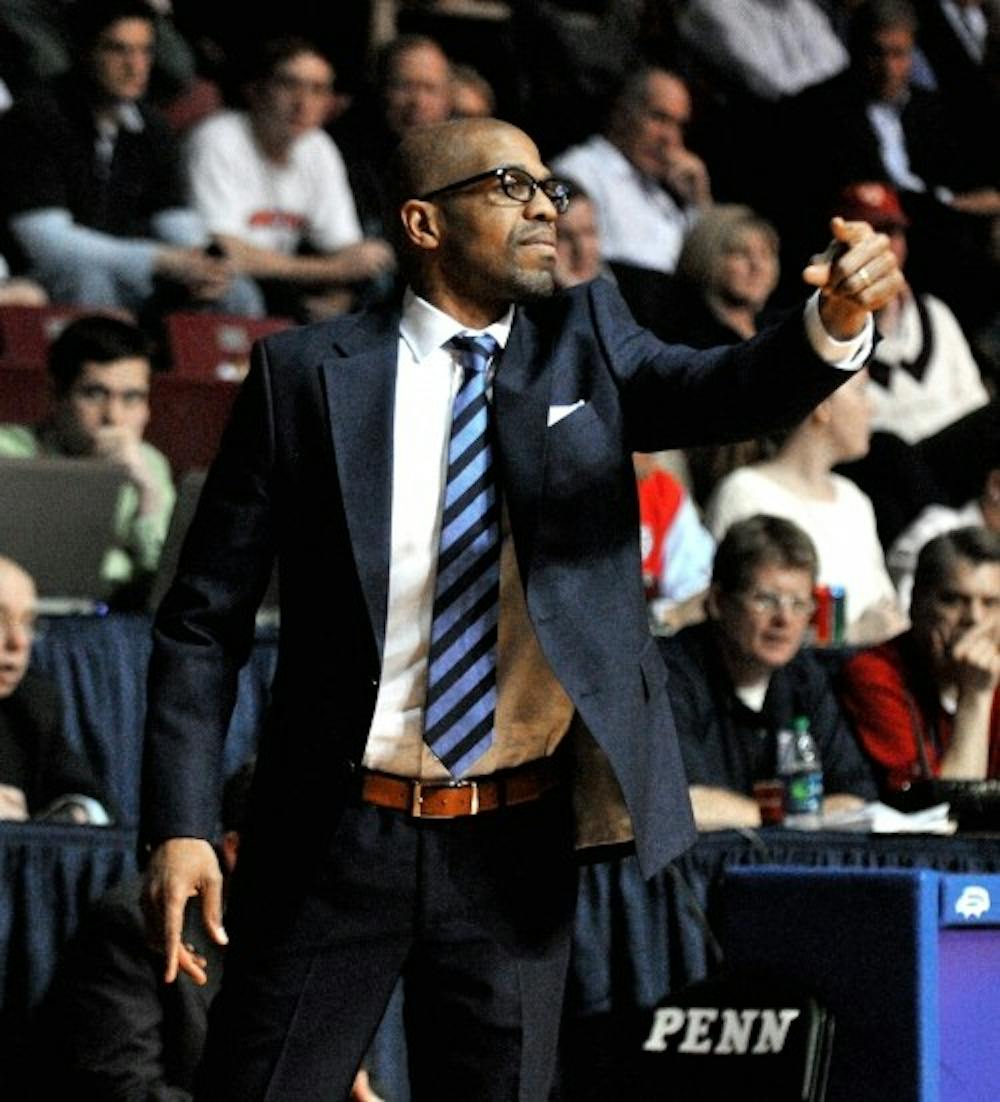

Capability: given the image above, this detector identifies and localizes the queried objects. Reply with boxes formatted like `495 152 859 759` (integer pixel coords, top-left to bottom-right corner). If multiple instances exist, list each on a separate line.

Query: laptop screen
0 456 127 611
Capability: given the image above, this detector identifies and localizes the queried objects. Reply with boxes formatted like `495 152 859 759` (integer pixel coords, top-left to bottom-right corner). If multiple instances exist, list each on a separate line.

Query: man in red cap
835 180 989 447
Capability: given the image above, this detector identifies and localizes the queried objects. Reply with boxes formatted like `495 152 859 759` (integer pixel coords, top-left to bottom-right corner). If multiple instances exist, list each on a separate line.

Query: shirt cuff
804 290 873 371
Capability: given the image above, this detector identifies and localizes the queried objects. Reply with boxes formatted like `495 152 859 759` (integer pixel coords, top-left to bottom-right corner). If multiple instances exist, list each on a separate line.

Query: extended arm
605 216 903 451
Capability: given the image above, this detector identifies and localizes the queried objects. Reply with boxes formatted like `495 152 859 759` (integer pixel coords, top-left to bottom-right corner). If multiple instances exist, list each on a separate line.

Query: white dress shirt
551 135 698 274
363 287 872 778
363 291 516 778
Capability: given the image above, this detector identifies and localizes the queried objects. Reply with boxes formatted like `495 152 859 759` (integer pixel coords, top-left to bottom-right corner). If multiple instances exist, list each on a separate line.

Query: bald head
393 117 534 205
0 556 34 598
0 556 37 700
387 117 539 260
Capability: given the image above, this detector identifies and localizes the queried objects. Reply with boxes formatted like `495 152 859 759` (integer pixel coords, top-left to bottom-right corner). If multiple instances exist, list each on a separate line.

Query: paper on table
785 801 957 834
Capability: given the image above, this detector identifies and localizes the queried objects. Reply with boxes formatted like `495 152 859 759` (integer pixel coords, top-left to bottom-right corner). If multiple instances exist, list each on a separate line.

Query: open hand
142 837 228 985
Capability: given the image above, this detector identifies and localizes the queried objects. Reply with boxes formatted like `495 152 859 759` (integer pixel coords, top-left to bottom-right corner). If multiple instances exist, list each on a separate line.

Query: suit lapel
319 311 399 660
494 308 552 580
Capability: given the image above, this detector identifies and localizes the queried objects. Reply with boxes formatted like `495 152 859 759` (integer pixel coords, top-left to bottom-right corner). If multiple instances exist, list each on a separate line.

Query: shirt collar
869 86 911 112
399 286 514 363
94 101 145 136
593 134 644 183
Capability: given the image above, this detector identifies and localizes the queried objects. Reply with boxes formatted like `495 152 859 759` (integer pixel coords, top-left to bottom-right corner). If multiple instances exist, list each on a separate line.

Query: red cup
753 779 786 826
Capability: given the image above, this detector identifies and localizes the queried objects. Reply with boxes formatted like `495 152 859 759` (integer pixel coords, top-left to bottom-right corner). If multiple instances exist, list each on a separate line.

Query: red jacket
840 630 1000 790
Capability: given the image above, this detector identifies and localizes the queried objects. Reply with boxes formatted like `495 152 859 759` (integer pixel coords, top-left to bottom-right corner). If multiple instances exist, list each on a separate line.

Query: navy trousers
196 784 578 1101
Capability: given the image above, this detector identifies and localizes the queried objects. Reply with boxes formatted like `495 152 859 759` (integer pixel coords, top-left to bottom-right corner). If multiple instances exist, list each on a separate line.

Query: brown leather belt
359 757 562 819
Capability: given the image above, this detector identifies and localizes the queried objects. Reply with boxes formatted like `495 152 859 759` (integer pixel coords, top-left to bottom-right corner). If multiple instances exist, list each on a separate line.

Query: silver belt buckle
410 779 425 817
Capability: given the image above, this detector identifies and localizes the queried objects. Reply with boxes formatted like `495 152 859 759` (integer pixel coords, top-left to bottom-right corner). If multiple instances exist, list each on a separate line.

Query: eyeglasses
0 609 38 641
743 590 816 619
418 166 572 213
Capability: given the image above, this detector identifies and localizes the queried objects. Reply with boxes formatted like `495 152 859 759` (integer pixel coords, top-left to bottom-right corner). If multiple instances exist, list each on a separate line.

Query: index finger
956 617 1000 648
830 215 874 248
161 882 190 984
804 216 873 286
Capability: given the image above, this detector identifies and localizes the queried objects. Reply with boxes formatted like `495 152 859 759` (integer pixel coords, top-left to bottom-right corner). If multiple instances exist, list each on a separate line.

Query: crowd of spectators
0 0 998 1096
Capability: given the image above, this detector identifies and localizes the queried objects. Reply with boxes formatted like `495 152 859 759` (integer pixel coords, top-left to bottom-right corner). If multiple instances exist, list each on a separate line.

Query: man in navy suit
141 116 904 1101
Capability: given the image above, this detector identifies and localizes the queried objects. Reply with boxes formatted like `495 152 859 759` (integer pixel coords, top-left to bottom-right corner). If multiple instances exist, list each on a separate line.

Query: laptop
0 456 127 612
149 469 279 624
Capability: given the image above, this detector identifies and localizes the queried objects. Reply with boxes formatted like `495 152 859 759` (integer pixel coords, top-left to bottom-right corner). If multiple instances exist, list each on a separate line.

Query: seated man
659 514 877 830
330 34 454 241
0 314 175 608
776 0 999 330
551 67 712 277
184 35 395 322
0 0 256 318
29 758 381 1099
835 181 991 445
840 526 1000 792
0 555 111 823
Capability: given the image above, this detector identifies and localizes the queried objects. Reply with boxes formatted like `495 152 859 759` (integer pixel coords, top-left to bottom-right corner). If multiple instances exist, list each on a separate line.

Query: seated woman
705 369 907 645
656 204 783 509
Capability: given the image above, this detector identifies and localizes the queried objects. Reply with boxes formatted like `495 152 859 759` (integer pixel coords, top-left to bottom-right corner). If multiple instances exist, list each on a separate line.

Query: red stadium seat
163 312 294 381
0 304 100 369
0 368 49 423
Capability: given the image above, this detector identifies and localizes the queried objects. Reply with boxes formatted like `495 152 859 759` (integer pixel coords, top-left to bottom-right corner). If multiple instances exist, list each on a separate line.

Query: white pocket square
547 399 586 427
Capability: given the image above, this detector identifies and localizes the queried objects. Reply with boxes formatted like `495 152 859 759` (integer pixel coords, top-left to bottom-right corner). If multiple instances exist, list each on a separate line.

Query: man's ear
399 199 442 252
705 583 723 621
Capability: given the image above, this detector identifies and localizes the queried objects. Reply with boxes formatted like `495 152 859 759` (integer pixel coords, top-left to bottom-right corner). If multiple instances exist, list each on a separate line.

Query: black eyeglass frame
417 165 572 213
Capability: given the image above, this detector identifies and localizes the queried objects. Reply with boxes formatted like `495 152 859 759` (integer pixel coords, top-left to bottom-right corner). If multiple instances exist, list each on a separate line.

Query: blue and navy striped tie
423 333 501 776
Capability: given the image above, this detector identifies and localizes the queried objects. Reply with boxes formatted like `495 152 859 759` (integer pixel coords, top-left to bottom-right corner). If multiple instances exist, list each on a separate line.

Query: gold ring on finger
857 266 872 288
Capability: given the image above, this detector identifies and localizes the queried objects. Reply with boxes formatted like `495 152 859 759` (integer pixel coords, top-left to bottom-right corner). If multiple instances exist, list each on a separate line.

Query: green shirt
0 423 176 591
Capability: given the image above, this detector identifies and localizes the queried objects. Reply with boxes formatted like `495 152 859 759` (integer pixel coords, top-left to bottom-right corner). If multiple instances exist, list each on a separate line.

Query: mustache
516 230 557 247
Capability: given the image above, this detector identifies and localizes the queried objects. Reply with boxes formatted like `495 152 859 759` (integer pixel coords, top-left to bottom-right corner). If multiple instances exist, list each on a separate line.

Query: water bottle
776 715 824 819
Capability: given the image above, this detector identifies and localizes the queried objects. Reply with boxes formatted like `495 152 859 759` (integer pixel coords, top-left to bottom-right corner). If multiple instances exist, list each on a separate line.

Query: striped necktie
423 333 501 776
